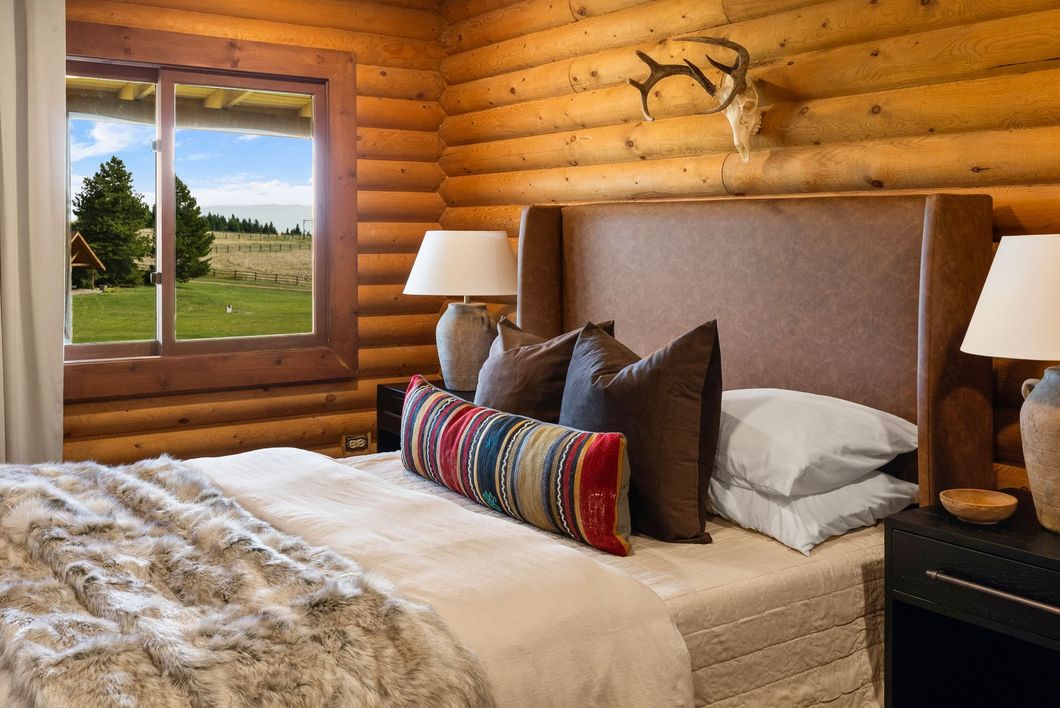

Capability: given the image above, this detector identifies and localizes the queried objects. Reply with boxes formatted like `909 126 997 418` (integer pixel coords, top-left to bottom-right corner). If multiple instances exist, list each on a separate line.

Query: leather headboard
516 195 995 505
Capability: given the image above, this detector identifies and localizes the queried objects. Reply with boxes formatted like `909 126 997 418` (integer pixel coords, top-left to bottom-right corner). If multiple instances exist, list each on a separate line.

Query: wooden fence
208 268 311 287
212 242 311 253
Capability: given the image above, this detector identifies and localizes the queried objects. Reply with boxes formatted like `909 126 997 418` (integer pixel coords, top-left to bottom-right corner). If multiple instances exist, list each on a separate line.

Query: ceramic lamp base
1022 366 1060 532
436 302 494 390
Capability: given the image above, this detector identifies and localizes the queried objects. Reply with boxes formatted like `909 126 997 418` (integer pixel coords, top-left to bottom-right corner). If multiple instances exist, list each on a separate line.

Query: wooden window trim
65 22 358 402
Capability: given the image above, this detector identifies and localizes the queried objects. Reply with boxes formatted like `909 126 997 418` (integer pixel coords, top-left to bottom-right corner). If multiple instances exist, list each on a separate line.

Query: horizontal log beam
440 206 525 236
441 153 729 205
359 284 444 315
358 313 438 346
358 65 445 101
358 253 418 285
64 376 409 439
357 97 445 131
444 0 516 24
357 222 435 253
358 344 440 377
442 0 649 54
439 184 1060 240
67 0 446 71
722 125 1060 195
358 159 445 192
358 191 445 221
358 127 441 161
441 0 727 84
753 7 1060 101
64 409 377 464
123 0 445 41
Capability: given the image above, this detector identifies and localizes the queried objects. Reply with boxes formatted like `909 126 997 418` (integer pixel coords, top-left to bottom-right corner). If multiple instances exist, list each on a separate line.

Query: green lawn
71 280 312 343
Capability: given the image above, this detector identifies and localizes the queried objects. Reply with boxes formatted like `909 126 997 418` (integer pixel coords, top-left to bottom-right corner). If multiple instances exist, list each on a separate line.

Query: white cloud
186 174 311 206
70 121 154 163
180 153 211 162
237 134 262 141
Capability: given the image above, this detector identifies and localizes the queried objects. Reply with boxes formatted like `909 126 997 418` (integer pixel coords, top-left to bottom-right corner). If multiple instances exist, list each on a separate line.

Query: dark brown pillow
559 321 722 543
475 318 613 423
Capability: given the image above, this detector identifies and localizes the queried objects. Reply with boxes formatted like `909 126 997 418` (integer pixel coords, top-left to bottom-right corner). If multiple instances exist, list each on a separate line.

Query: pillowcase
475 317 613 423
559 321 722 544
714 388 918 498
401 375 632 556
709 472 919 555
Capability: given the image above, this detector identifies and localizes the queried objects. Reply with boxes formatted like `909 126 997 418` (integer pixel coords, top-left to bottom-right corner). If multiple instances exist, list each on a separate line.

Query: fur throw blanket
0 457 494 707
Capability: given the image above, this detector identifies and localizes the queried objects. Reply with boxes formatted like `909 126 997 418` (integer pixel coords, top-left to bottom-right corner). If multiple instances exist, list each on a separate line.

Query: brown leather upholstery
517 195 995 504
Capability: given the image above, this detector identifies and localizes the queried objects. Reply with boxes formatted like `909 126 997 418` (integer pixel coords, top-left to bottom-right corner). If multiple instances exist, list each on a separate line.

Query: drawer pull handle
925 570 1060 617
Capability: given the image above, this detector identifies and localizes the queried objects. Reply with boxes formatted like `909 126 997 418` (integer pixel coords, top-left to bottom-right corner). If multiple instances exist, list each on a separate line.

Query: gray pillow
559 321 722 543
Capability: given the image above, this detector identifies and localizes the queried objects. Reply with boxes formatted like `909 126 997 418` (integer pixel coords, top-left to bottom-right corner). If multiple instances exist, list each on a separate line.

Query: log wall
66 0 1058 482
437 0 1060 485
63 0 446 463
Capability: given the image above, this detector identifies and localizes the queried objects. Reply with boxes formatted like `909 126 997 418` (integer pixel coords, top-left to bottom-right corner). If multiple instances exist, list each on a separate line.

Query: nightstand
885 491 1060 707
376 381 475 453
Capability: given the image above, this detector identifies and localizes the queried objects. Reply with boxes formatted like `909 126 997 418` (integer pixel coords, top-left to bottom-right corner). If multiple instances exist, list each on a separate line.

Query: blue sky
69 118 313 228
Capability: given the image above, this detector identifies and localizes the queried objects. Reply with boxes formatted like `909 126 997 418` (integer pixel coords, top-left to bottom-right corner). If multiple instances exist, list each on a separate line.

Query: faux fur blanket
0 457 494 707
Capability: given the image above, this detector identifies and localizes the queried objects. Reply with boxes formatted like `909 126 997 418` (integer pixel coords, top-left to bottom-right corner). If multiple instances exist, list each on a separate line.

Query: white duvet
189 447 693 708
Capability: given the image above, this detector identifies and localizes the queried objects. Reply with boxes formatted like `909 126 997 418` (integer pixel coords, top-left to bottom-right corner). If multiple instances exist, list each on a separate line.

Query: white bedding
189 448 693 708
347 451 887 708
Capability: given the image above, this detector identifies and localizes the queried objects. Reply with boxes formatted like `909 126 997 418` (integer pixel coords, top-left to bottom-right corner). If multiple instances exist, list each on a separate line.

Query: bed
0 194 997 707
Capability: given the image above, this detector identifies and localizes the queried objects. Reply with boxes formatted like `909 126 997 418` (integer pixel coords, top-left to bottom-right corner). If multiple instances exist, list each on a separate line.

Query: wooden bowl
940 489 1018 525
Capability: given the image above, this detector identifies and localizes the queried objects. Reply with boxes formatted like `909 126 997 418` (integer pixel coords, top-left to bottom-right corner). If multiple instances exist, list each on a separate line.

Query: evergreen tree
174 176 214 281
72 156 152 287
291 223 302 236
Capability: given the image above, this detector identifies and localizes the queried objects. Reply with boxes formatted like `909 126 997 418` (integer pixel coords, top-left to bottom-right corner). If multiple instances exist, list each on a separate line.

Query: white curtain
0 0 65 463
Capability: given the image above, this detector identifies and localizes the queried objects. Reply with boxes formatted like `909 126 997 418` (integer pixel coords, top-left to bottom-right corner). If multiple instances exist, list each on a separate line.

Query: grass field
71 280 312 342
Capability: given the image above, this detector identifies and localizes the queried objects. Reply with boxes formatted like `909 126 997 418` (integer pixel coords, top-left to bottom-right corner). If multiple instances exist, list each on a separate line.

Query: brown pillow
475 318 613 423
559 321 722 543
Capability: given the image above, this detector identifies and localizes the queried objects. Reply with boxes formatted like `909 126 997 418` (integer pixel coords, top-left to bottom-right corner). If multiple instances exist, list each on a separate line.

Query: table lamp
962 234 1060 532
404 230 517 390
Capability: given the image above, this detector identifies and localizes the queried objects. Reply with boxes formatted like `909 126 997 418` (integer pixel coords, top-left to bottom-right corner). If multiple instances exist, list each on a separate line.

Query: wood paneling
67 0 1059 473
439 0 1060 482
64 0 445 463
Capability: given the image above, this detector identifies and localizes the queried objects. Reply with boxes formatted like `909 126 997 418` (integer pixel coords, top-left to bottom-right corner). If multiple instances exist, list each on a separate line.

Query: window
64 29 358 400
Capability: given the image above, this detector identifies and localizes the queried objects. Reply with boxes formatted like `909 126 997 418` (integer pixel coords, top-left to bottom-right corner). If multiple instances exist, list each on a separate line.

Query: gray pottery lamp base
436 301 494 390
1022 366 1060 532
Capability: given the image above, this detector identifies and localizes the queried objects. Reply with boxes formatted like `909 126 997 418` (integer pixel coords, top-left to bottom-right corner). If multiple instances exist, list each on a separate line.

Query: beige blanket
352 451 887 708
192 448 693 708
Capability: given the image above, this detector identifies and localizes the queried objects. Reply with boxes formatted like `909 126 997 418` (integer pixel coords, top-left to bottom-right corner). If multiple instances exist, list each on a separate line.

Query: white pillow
714 388 918 497
709 472 919 555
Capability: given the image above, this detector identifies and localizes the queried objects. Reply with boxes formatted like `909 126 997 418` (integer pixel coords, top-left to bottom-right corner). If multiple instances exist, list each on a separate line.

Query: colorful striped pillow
400 375 632 556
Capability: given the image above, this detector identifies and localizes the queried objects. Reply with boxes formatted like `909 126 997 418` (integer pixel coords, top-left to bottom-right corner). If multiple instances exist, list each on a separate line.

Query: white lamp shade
961 234 1060 360
403 230 517 297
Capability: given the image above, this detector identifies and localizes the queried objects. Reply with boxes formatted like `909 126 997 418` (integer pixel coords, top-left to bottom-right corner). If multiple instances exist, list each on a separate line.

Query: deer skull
719 72 760 162
628 37 762 162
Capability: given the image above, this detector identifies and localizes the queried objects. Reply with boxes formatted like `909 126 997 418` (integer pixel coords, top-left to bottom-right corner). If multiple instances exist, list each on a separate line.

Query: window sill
64 346 356 401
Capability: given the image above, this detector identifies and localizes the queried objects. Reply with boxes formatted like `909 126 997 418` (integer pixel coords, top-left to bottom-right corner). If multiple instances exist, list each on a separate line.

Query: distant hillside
203 204 312 233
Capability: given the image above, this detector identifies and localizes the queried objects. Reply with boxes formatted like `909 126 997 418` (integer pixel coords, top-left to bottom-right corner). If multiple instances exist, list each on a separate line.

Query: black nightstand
376 381 475 453
885 491 1060 707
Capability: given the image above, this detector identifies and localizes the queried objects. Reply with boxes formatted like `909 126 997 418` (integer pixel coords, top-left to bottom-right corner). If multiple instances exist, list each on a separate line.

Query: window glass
66 75 157 343
173 83 314 340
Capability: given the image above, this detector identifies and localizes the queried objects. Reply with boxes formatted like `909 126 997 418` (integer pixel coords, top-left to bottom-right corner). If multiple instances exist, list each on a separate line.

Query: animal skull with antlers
628 37 761 162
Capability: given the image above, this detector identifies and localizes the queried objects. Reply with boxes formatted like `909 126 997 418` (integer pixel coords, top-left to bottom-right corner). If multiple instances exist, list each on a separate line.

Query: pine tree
174 176 214 282
291 223 302 236
72 156 152 287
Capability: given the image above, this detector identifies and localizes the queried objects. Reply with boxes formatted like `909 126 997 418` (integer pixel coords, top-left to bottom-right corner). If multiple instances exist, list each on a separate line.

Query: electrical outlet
342 433 371 454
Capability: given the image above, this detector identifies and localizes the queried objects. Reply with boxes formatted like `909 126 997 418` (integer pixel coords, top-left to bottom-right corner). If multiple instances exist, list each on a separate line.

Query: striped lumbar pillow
400 375 632 556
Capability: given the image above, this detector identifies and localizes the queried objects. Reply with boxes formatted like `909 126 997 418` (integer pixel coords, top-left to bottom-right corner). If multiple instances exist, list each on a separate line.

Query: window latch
149 272 162 285
151 139 160 153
